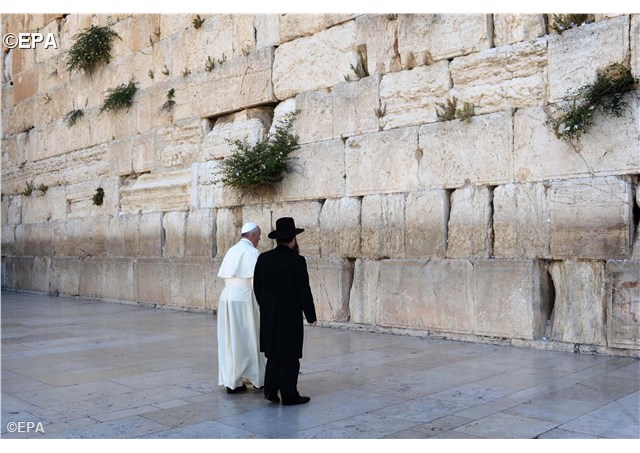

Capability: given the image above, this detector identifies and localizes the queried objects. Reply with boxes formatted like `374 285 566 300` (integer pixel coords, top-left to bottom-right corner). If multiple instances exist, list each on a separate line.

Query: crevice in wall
487 185 496 258
633 177 640 251
160 212 166 257
543 260 557 341
444 188 454 254
345 256 356 322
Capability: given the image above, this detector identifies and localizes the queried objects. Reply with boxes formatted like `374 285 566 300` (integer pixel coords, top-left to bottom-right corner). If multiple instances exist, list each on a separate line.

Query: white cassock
217 238 266 389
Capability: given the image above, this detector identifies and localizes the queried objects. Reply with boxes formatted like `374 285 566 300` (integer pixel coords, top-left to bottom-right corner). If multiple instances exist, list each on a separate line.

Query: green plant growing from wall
92 187 105 206
66 24 121 74
159 88 176 114
37 183 49 194
436 97 476 123
192 15 205 29
219 111 300 191
456 101 475 124
550 14 593 35
100 80 137 113
547 62 638 141
63 109 85 127
20 181 35 196
204 56 215 72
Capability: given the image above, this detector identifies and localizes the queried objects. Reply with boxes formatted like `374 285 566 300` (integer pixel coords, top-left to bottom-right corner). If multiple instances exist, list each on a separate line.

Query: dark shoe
226 384 247 394
282 396 310 406
265 394 280 403
252 385 264 391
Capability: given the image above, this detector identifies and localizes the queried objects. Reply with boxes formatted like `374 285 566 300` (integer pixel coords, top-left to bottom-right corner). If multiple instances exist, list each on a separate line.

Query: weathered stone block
356 14 401 75
196 47 277 118
494 183 551 259
163 211 187 257
548 16 630 103
3 196 22 225
138 212 163 257
157 119 204 169
513 104 640 182
349 258 381 325
379 62 451 129
606 260 640 350
473 259 551 340
279 14 355 43
450 39 547 114
22 187 66 224
307 257 353 322
278 138 345 201
294 90 333 145
632 15 640 79
16 222 55 256
185 208 216 258
493 14 546 46
232 14 257 58
201 108 272 161
255 14 281 49
120 169 191 214
53 217 108 257
549 260 607 346
13 256 49 293
319 197 361 258
549 177 633 259
346 127 419 196
273 21 359 100
397 14 492 67
204 257 224 311
49 257 80 296
107 214 139 258
2 225 15 256
332 76 380 138
135 257 172 306
361 194 405 259
447 186 493 259
169 257 207 309
133 134 156 174
193 161 242 209
13 69 38 104
405 190 449 259
216 207 242 258
273 201 322 257
418 111 513 189
66 179 118 219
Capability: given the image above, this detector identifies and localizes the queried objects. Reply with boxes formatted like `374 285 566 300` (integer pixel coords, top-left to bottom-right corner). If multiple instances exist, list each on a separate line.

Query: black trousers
264 357 300 402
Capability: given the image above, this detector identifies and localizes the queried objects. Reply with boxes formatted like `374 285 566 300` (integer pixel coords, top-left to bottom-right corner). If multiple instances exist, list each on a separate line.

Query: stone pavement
1 290 639 440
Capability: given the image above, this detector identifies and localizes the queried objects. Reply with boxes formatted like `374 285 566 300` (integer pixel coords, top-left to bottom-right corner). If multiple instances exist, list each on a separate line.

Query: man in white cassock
217 222 266 394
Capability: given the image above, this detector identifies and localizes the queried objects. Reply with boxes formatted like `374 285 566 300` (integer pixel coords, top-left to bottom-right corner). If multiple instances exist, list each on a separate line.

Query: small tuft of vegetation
436 97 476 123
100 80 137 113
63 109 85 127
159 88 176 115
550 14 593 35
219 111 300 190
456 101 475 124
92 187 105 206
37 183 49 194
192 15 205 29
20 181 35 196
205 56 215 72
547 62 638 141
181 67 191 77
66 24 121 74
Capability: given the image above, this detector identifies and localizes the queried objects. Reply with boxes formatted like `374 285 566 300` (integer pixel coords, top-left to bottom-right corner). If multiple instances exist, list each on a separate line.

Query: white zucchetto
241 222 258 234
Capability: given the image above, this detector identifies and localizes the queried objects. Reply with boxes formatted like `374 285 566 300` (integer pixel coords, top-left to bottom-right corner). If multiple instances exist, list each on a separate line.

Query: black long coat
253 245 317 359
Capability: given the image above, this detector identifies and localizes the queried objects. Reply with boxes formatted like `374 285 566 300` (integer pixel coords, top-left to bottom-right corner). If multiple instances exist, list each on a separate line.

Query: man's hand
309 321 317 327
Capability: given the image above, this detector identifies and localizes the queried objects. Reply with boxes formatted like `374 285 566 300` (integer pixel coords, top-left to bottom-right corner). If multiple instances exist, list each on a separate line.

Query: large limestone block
157 119 204 168
255 14 281 49
446 186 493 259
295 90 333 144
332 76 380 137
107 214 140 258
549 260 607 346
178 15 234 72
632 15 640 79
232 14 257 58
513 104 640 182
450 39 547 114
272 201 322 257
185 208 216 258
273 22 360 100
549 177 633 259
120 169 191 214
192 161 242 209
493 14 546 46
216 207 242 257
169 257 207 310
356 14 401 75
319 197 361 258
278 139 345 201
95 258 135 302
307 257 353 322
349 258 382 325
1 257 12 289
204 257 224 311
606 260 640 350
196 47 277 118
473 259 551 340
1 225 15 256
135 257 172 306
138 212 163 257
13 257 49 293
361 194 405 259
110 134 156 177
201 108 272 161
163 211 187 257
53 217 108 257
379 62 451 129
397 14 492 67
405 190 449 259
279 14 356 43
494 183 551 259
345 127 419 196
21 187 65 224
50 257 80 296
548 16 630 103
66 179 119 219
418 111 514 189
15 222 55 256
3 196 22 225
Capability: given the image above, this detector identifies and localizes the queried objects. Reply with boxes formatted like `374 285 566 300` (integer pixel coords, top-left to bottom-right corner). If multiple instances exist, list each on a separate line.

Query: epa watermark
6 420 45 433
3 33 58 50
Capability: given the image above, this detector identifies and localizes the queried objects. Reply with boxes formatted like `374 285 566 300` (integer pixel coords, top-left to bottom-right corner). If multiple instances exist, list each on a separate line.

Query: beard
293 240 300 255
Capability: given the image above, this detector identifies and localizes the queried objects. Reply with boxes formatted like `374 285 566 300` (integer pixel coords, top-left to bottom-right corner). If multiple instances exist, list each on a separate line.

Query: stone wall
2 13 639 356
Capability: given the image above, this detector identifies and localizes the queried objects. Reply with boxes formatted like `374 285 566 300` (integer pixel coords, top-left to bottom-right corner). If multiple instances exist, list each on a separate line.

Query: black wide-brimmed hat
268 217 305 239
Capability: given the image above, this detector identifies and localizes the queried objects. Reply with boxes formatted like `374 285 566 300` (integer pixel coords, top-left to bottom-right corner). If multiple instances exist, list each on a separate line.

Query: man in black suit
253 217 317 406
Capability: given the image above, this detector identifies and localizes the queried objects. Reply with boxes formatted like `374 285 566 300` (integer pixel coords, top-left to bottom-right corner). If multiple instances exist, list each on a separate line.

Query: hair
276 236 295 245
